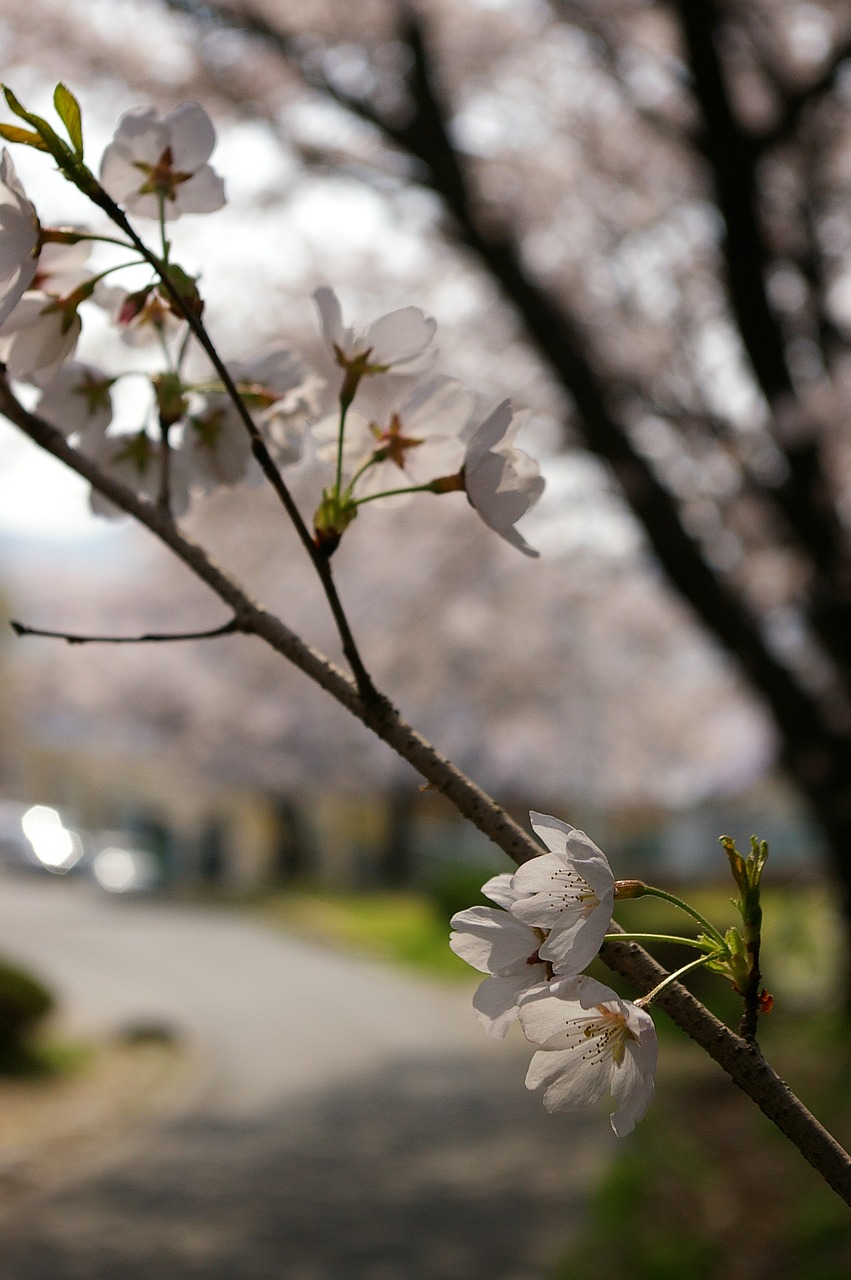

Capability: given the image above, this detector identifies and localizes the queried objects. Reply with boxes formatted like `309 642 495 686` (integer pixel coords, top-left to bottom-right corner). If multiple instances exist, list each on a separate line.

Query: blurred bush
0 956 55 1067
428 866 497 925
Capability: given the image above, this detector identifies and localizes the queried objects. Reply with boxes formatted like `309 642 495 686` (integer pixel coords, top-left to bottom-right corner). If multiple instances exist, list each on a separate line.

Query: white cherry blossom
188 348 322 489
0 291 81 380
463 400 544 557
89 430 191 519
520 976 658 1135
100 103 226 220
450 872 549 1038
32 240 91 295
314 286 436 374
0 149 40 326
509 812 615 974
35 361 113 444
314 376 471 504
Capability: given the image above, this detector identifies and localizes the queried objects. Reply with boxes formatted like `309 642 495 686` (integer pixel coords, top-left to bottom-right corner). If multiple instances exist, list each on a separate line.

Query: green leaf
0 123 48 150
2 85 74 167
55 85 84 156
53 84 83 157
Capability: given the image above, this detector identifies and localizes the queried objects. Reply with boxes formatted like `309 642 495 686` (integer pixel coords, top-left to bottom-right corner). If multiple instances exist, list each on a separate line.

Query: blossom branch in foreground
84 175 379 702
3 378 851 1204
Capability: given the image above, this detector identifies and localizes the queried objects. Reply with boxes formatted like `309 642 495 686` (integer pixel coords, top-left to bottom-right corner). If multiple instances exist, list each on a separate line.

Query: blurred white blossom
464 400 544 556
314 286 436 374
100 102 226 220
0 149 40 326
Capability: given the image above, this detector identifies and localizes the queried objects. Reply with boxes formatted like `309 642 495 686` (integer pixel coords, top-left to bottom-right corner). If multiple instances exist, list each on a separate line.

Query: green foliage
0 956 55 1042
254 886 473 979
0 956 57 1075
427 865 499 926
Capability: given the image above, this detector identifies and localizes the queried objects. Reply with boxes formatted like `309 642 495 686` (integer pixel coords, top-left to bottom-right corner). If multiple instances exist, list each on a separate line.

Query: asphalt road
0 873 613 1279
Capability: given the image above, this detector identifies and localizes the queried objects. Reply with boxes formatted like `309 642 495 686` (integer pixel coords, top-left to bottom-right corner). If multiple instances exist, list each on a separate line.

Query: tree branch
9 618 243 644
5 375 850 1200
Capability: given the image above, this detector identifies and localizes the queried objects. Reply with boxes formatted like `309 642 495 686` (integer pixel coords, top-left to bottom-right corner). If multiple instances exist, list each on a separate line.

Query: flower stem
637 886 726 947
636 953 715 1006
603 932 711 951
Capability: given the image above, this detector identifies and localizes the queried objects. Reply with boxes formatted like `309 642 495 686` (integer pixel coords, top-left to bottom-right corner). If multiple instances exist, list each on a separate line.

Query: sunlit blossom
0 149 40 326
520 975 658 1135
463 399 544 556
314 376 471 504
32 240 91 295
509 812 615 973
450 872 550 1038
90 429 191 518
100 103 226 220
314 286 436 375
0 291 81 380
35 360 113 443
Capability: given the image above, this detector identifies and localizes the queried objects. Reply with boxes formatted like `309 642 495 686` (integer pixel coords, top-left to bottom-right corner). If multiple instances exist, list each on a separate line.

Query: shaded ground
0 875 611 1278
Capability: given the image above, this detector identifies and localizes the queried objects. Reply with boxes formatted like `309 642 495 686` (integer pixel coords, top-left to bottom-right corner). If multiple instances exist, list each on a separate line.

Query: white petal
165 102 217 169
465 399 514 469
525 1045 610 1114
481 872 521 909
449 905 542 975
313 287 344 350
172 166 226 217
473 972 548 1039
401 376 473 438
363 306 436 365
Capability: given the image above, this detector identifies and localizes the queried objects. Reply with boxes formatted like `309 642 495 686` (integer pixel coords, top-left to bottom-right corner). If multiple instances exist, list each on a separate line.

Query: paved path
0 874 613 1279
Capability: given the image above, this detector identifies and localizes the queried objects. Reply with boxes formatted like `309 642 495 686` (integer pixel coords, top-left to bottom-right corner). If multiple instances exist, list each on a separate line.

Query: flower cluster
310 287 545 555
450 812 658 1136
0 89 545 551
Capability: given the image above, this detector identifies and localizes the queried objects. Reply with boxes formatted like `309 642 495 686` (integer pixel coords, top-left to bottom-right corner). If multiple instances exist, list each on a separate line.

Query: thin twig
9 618 243 645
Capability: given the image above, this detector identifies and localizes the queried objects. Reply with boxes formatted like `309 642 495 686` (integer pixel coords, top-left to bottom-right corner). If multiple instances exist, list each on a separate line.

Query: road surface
0 873 613 1279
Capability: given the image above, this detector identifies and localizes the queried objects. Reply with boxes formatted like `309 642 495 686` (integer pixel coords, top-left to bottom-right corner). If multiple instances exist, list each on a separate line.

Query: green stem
604 932 711 951
637 953 715 1006
355 480 435 505
639 885 726 947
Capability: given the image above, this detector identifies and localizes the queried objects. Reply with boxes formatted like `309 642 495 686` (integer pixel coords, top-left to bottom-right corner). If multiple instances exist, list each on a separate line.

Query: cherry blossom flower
89 429 191 519
509 812 615 974
0 149 40 326
32 240 91 295
450 871 551 1039
100 103 226 220
519 975 658 1135
313 376 471 504
35 360 113 444
187 348 322 490
0 291 81 380
314 286 436 376
463 399 544 557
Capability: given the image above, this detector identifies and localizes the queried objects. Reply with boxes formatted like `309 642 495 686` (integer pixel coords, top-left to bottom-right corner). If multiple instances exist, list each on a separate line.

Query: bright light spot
21 805 82 872
92 846 159 893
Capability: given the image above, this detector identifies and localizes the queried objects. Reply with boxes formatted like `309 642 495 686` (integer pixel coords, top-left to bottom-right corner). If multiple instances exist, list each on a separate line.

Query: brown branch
4 377 851 1202
602 932 851 1206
